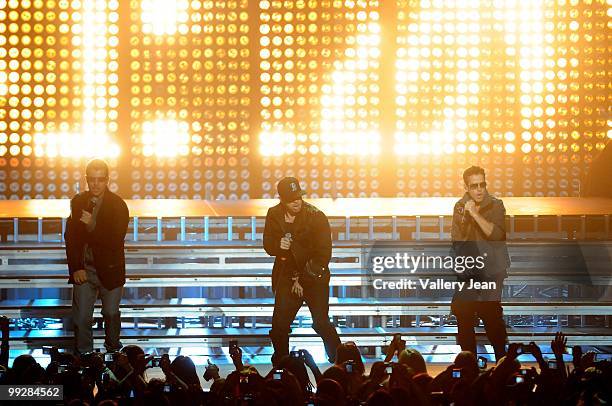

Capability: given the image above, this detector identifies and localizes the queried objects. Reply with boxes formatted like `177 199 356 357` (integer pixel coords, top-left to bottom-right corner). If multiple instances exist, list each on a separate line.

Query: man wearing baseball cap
263 177 341 365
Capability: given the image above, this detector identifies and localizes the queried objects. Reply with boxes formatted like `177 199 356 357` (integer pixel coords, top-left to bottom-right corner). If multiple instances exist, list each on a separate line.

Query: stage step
1 297 611 318
6 326 612 350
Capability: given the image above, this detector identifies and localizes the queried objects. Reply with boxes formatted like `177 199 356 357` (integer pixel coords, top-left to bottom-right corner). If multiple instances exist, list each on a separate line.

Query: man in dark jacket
264 177 341 365
450 166 510 361
65 159 129 354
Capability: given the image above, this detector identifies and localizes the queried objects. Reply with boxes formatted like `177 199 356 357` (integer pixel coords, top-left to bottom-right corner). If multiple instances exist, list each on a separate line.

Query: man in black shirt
264 177 341 365
451 166 510 361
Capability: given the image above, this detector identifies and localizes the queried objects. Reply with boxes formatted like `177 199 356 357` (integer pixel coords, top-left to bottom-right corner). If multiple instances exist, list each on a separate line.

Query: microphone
280 233 292 261
86 196 99 213
457 202 467 225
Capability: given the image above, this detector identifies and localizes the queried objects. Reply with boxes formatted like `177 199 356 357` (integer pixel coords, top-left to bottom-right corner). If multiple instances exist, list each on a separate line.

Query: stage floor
1 197 611 218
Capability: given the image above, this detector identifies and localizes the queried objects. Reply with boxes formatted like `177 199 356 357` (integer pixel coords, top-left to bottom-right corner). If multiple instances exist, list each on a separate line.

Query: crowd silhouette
0 317 609 405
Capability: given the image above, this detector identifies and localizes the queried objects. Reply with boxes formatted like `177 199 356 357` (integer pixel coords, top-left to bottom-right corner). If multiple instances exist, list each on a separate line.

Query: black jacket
64 190 129 290
451 192 510 281
263 201 332 292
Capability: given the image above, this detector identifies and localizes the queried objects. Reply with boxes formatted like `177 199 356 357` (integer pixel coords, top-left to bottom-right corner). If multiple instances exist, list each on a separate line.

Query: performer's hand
284 212 295 224
280 237 292 250
73 269 88 285
464 200 478 215
80 210 93 226
291 279 303 298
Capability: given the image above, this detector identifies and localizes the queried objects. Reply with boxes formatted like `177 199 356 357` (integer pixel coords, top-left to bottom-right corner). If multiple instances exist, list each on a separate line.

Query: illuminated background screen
0 0 609 199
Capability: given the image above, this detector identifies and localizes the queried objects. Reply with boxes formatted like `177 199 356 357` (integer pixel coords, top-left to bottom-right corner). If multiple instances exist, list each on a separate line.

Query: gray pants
72 269 123 354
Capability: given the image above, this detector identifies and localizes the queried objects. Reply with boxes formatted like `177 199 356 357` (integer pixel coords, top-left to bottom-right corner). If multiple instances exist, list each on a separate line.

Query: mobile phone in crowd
345 360 355 373
515 375 525 384
104 352 115 366
148 357 162 368
273 369 283 380
290 350 301 358
384 362 393 374
452 369 461 379
229 340 239 356
477 356 487 369
548 359 557 369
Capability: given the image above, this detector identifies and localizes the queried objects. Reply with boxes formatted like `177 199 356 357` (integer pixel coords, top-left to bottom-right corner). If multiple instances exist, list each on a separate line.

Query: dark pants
451 300 507 361
270 279 341 365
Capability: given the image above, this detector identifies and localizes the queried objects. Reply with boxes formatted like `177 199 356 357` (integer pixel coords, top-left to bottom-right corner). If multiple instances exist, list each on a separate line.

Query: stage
0 196 611 360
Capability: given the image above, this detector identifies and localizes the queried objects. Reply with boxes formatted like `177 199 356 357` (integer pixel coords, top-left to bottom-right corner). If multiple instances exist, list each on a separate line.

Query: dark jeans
72 269 123 354
270 279 341 365
451 300 507 361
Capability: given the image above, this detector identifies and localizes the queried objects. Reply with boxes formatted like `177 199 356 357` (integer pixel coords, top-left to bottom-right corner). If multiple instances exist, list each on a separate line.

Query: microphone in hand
280 233 292 260
86 196 99 213
457 202 468 225
80 197 98 227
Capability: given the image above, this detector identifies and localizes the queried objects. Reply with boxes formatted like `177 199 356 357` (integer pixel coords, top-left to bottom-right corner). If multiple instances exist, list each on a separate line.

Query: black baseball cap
277 177 305 202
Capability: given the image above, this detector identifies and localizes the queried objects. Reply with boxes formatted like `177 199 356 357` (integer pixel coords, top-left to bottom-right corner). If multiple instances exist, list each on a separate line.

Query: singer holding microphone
264 177 341 365
65 159 129 354
450 166 510 361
